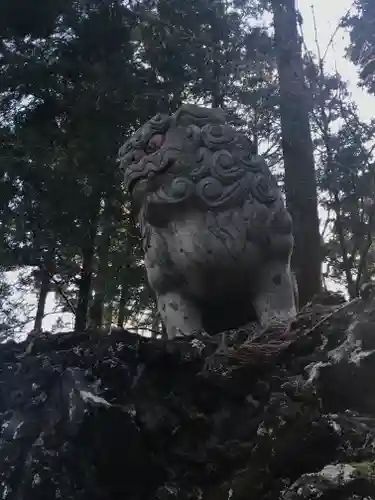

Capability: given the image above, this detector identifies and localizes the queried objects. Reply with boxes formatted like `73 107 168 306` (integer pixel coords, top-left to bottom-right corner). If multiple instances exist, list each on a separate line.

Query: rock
1 294 375 499
119 104 297 338
281 463 375 499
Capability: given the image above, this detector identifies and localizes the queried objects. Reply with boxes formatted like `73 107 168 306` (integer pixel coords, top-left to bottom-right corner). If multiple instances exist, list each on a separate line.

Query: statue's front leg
157 292 204 339
253 261 297 331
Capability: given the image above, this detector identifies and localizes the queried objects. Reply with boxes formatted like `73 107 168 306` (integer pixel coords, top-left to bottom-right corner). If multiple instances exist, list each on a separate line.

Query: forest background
1 0 375 339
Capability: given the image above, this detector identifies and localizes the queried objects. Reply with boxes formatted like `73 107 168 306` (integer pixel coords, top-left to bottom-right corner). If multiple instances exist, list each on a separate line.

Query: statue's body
119 105 297 338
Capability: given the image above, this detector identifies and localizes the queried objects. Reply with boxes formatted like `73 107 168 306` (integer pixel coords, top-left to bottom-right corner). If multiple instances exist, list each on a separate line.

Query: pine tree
1 0 157 332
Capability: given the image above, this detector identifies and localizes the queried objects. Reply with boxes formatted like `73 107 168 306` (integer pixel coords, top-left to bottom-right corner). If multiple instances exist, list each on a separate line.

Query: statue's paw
175 328 209 339
203 352 227 372
193 329 211 340
213 332 229 356
201 332 230 372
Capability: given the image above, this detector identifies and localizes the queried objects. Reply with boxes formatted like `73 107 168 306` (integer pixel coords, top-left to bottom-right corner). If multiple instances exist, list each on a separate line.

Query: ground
1 291 375 499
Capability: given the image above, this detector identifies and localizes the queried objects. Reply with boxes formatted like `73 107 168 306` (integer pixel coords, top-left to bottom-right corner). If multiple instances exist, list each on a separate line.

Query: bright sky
7 0 375 335
297 0 375 121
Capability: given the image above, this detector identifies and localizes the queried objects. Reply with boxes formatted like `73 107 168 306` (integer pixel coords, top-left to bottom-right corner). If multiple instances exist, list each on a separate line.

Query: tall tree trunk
211 33 224 108
212 56 224 109
210 2 224 109
169 89 183 112
271 0 322 306
117 282 128 328
104 302 113 328
90 216 111 328
74 218 98 332
33 268 50 333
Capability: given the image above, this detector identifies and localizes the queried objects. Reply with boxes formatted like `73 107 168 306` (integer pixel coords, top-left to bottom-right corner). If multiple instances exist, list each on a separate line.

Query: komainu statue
119 104 297 338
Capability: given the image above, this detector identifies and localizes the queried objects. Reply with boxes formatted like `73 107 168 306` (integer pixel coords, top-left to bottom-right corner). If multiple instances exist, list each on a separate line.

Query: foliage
343 0 375 94
306 55 375 296
1 0 279 336
1 0 375 335
0 269 37 341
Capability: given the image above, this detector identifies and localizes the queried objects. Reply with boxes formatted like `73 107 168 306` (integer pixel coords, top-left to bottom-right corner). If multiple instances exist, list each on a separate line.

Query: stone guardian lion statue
119 104 297 338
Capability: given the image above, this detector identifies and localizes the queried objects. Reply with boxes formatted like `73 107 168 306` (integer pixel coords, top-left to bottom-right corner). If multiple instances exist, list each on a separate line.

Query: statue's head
119 104 281 217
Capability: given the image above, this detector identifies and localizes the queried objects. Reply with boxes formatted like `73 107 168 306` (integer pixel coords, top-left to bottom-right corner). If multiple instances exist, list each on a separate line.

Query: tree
1 0 158 332
2 0 326 334
270 0 322 306
343 0 375 94
1 0 283 333
306 62 375 296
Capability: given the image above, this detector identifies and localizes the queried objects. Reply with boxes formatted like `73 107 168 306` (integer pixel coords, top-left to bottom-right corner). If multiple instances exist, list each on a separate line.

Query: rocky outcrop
1 291 375 499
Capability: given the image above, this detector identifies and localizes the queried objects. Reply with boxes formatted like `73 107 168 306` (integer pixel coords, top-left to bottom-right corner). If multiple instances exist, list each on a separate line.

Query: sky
7 0 375 335
297 0 375 121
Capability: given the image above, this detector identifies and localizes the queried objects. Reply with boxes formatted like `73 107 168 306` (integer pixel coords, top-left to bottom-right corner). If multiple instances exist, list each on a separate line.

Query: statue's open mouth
125 154 177 195
127 172 145 195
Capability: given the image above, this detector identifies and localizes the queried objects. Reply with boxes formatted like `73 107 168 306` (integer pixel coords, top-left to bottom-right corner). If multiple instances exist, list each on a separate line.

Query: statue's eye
145 134 164 154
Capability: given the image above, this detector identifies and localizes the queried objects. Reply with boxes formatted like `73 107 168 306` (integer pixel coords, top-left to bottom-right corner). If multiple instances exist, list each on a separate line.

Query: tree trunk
90 217 111 328
169 89 183 112
117 282 128 328
333 202 356 298
211 38 224 108
104 302 113 328
210 3 224 109
33 268 50 333
212 57 224 109
74 219 98 332
271 0 322 306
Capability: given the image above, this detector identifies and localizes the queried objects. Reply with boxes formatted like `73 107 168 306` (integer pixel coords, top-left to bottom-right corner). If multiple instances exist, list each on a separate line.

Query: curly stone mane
119 104 282 214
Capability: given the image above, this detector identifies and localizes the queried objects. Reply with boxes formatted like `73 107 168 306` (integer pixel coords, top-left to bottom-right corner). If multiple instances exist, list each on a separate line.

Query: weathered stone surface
119 104 297 338
1 291 375 500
